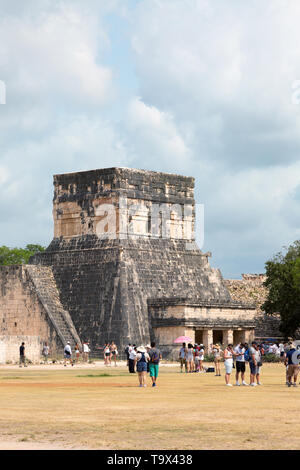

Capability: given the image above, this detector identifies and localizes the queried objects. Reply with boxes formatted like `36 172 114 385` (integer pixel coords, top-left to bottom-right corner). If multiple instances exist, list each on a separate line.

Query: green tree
263 240 300 337
0 244 45 265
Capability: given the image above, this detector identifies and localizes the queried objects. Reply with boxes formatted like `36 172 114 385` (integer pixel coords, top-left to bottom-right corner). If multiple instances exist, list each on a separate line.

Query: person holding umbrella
174 336 192 373
179 342 188 373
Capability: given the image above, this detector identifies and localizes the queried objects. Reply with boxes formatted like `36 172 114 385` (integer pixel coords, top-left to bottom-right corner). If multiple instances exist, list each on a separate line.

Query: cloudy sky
1 0 300 278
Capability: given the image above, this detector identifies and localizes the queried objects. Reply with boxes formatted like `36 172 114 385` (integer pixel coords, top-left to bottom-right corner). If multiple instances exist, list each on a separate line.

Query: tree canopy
0 244 45 265
263 240 300 338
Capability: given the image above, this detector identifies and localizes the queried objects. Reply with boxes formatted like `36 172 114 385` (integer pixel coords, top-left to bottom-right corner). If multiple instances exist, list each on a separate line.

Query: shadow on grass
1 376 26 380
76 373 128 378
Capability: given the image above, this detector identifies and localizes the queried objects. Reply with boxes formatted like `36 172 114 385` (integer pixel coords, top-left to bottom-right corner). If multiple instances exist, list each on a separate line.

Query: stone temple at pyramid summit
0 167 280 363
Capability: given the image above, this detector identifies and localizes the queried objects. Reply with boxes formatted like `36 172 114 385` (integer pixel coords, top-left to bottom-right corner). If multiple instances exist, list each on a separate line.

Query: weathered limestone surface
0 336 40 364
225 274 281 338
0 265 80 361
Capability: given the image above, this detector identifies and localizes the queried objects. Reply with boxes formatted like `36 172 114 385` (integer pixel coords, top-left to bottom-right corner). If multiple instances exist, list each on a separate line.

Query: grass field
0 361 299 450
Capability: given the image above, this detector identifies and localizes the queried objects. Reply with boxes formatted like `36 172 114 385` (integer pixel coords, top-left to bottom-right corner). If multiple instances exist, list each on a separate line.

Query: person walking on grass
234 343 248 386
146 344 151 373
179 343 188 373
103 343 111 366
285 343 299 387
64 341 73 367
135 346 150 387
224 344 237 386
149 341 162 387
19 342 27 368
212 344 222 376
75 343 81 363
42 342 50 364
110 341 118 367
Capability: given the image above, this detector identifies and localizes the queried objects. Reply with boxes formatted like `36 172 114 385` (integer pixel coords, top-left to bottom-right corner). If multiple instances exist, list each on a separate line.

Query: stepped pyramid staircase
26 265 81 352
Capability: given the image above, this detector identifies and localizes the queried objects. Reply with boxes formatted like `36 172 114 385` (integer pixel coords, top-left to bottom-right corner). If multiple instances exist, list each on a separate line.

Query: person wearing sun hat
64 341 73 367
134 346 150 387
212 344 222 376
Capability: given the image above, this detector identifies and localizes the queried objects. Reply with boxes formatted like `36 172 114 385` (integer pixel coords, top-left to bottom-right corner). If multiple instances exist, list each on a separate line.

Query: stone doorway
213 330 223 345
195 330 203 345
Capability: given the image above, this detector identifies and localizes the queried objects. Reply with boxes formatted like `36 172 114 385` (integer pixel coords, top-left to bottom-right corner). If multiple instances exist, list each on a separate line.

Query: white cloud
125 97 192 171
0 114 131 246
0 2 113 106
127 0 300 275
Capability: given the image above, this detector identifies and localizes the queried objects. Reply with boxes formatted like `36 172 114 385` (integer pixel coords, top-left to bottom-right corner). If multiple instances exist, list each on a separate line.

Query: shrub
204 354 215 363
262 353 281 363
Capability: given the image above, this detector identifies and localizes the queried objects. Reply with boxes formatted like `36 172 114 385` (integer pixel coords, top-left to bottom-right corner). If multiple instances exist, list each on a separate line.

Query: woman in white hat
134 346 150 387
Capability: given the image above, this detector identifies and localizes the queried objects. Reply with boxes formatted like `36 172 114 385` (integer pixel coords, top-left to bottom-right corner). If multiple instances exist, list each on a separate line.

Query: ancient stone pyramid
30 167 237 350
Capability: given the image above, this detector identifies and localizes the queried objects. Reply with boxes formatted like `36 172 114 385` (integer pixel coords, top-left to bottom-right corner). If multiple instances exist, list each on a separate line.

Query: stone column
203 329 213 351
184 328 195 345
223 329 233 346
244 329 255 344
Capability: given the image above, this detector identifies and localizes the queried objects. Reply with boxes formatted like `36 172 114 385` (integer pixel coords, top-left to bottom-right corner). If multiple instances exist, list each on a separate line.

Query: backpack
244 349 250 362
150 349 160 364
138 352 147 363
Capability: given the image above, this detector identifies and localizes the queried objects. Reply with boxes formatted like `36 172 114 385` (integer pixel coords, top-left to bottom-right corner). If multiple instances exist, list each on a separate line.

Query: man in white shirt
234 343 248 386
83 342 90 362
128 345 137 373
269 343 277 355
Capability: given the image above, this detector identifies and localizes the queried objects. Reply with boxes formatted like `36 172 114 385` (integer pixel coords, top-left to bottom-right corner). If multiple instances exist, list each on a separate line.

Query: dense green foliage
263 241 300 338
0 244 45 265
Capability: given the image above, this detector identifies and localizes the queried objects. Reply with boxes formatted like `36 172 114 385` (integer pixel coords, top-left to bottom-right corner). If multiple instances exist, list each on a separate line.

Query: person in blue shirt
285 343 299 387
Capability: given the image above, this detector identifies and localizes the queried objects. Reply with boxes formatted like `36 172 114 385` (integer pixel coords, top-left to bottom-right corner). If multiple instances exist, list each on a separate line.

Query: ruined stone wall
224 274 281 338
52 167 195 241
0 336 40 364
0 266 61 360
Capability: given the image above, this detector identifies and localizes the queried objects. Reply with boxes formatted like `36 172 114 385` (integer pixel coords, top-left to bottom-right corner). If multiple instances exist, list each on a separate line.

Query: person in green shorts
149 342 162 387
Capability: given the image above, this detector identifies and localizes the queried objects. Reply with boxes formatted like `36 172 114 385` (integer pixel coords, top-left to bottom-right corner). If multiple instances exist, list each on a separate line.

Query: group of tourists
103 341 118 366
179 343 205 373
221 342 263 387
178 341 263 386
18 338 300 389
177 340 300 387
125 342 162 387
63 341 91 366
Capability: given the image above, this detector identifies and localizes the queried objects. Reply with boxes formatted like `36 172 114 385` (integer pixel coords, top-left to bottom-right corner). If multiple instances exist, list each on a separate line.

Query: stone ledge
151 318 256 328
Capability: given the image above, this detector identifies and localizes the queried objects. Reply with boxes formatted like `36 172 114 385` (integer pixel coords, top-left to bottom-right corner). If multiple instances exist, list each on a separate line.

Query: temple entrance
213 330 223 345
195 330 203 345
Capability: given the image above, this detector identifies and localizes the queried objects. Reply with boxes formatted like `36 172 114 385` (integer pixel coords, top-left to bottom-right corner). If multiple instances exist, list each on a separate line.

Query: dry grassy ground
0 361 298 450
